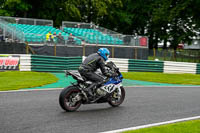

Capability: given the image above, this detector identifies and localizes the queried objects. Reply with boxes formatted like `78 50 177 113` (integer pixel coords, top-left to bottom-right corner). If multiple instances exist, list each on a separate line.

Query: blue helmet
97 48 110 61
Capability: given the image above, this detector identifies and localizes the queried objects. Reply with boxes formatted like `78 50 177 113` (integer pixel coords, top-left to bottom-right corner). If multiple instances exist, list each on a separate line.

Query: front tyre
108 86 125 107
59 86 82 112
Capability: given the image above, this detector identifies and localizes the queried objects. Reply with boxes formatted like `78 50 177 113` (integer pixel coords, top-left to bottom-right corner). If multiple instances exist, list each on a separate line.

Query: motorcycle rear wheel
108 86 125 107
59 86 82 112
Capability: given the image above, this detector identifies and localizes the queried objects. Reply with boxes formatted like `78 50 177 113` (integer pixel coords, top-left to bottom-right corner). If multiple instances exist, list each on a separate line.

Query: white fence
82 56 128 72
1 54 199 74
108 58 128 72
20 55 31 71
164 61 197 74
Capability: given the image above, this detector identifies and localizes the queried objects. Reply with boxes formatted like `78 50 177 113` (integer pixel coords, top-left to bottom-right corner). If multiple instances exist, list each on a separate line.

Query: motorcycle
59 61 125 112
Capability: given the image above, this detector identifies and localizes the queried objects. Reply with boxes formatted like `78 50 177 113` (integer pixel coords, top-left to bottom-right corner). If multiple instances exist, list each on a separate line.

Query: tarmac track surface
0 86 200 133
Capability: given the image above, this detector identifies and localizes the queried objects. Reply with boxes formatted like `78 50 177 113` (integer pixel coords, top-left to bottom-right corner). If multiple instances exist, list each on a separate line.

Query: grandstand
8 24 81 44
0 16 148 48
63 27 123 45
0 16 82 45
62 21 124 45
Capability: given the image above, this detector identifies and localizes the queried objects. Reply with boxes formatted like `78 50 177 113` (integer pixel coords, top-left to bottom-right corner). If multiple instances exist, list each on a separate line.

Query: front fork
112 83 122 99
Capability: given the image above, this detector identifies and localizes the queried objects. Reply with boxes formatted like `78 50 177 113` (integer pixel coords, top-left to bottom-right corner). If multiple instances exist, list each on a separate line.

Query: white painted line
0 86 199 93
100 116 200 133
125 86 200 88
0 88 62 93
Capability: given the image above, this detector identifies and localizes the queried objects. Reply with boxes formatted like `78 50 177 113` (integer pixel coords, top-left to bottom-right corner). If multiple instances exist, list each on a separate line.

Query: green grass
0 55 9 57
122 72 200 85
148 56 200 63
124 119 200 133
0 71 58 91
1 71 200 91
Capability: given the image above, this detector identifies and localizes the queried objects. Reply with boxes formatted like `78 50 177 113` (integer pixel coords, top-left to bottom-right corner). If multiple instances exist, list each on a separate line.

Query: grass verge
122 72 200 85
0 71 58 91
148 56 200 63
124 119 200 133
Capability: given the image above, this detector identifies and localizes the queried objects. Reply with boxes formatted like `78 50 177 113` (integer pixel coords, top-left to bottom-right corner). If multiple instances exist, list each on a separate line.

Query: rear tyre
108 86 125 107
59 86 82 112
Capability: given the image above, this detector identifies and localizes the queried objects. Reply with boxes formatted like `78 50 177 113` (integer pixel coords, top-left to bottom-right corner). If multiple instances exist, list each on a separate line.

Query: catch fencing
0 18 25 43
0 16 53 26
149 49 200 63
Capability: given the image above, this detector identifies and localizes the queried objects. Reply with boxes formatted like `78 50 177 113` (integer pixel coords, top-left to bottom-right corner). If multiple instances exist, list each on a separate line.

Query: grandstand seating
8 24 81 44
2 20 123 45
64 27 123 45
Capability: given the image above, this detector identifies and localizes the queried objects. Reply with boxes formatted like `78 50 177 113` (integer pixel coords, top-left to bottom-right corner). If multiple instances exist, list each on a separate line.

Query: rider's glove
112 73 118 77
105 72 113 77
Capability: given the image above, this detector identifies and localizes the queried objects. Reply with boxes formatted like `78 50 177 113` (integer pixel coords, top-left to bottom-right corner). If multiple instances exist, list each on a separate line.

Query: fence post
25 42 35 54
112 47 114 58
83 45 85 56
54 44 56 56
153 48 156 59
134 48 137 59
173 49 176 61
164 49 166 60
3 26 6 40
26 42 29 54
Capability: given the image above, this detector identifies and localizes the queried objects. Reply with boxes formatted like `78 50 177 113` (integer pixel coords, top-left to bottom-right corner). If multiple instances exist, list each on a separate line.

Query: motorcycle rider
78 48 115 97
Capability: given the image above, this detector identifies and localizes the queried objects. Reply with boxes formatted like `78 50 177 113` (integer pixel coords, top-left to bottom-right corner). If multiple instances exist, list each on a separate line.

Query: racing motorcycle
59 61 125 112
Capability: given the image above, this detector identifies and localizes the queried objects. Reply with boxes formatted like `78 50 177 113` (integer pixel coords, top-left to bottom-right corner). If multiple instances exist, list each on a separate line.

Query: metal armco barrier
128 59 164 72
20 55 31 71
20 55 82 72
164 61 197 74
197 64 200 74
19 54 200 74
109 58 129 72
31 55 82 72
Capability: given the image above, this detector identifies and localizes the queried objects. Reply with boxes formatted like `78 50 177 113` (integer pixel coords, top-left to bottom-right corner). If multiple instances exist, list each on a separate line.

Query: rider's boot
85 83 96 97
85 80 107 98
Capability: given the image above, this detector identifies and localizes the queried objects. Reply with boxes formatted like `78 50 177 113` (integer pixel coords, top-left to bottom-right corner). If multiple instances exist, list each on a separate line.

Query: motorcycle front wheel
108 86 125 107
59 86 82 112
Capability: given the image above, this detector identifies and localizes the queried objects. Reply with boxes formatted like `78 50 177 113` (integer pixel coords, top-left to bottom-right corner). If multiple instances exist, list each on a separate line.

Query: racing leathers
78 53 112 97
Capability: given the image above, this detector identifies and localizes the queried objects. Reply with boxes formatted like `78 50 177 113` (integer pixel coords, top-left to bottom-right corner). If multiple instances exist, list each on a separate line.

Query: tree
0 0 12 16
149 0 200 50
1 0 200 51
108 0 153 35
0 0 31 17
